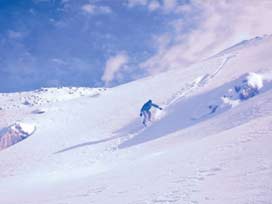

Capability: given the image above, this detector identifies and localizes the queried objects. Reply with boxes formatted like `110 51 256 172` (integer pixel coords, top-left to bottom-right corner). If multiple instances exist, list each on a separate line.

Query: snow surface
10 122 35 135
0 36 272 204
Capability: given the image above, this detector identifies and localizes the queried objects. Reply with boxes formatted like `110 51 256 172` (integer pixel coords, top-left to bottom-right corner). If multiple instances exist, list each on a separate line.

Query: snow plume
142 0 272 74
101 53 129 85
246 72 263 90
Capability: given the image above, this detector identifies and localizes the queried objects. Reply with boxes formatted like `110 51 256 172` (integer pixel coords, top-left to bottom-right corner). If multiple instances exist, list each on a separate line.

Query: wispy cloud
1 0 272 92
127 0 148 7
148 0 161 11
162 0 177 12
141 0 272 74
81 3 112 15
51 58 67 65
101 53 129 86
7 30 25 40
126 0 178 13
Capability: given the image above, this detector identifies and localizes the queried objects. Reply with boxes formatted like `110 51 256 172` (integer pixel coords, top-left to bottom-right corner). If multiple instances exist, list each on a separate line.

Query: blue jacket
141 100 160 112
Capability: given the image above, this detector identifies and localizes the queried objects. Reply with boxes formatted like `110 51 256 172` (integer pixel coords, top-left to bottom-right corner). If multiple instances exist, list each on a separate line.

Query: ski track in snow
116 55 234 144
166 55 234 107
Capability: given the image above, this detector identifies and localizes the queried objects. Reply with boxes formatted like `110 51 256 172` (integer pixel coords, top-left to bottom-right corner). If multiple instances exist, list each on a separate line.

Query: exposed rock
0 122 36 150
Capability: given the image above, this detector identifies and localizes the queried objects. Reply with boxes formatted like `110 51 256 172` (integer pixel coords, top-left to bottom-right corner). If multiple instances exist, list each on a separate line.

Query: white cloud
162 0 177 12
127 0 162 12
101 53 129 85
81 4 94 13
51 58 67 65
127 0 148 7
142 0 272 74
148 1 161 11
81 3 112 14
175 4 193 14
127 0 178 13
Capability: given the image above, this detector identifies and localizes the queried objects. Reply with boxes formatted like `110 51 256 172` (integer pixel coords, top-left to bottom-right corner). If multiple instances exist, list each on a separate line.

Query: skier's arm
151 103 162 110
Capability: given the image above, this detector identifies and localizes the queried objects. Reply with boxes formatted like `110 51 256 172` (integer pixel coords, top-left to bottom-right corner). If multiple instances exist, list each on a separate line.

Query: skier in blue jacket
140 99 162 126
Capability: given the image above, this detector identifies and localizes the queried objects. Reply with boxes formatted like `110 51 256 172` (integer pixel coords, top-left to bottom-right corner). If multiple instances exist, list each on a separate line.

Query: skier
140 99 162 126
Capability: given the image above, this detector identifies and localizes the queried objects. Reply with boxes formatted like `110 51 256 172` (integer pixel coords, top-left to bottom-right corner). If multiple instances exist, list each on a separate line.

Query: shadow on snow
55 74 272 153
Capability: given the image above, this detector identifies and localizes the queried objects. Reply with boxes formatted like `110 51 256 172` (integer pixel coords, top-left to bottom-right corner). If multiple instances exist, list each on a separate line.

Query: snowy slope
0 87 105 128
0 36 272 204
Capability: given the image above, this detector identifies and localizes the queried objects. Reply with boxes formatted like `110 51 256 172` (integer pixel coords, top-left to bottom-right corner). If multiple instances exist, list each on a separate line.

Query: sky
0 0 272 92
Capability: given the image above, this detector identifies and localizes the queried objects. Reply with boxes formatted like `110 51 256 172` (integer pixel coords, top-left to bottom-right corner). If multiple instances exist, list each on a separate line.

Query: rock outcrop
0 122 36 150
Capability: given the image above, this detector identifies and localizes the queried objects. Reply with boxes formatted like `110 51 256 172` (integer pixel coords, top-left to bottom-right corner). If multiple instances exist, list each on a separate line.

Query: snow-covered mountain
0 35 272 204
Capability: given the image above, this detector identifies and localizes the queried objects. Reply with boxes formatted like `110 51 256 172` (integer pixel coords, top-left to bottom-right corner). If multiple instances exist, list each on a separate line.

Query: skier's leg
142 111 147 126
147 111 151 121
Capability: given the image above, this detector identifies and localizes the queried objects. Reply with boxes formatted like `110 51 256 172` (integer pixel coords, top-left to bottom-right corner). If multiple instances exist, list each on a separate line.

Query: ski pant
142 110 151 125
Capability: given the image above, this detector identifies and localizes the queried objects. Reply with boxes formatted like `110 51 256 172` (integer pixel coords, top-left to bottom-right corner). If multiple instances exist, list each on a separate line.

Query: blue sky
0 0 272 92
